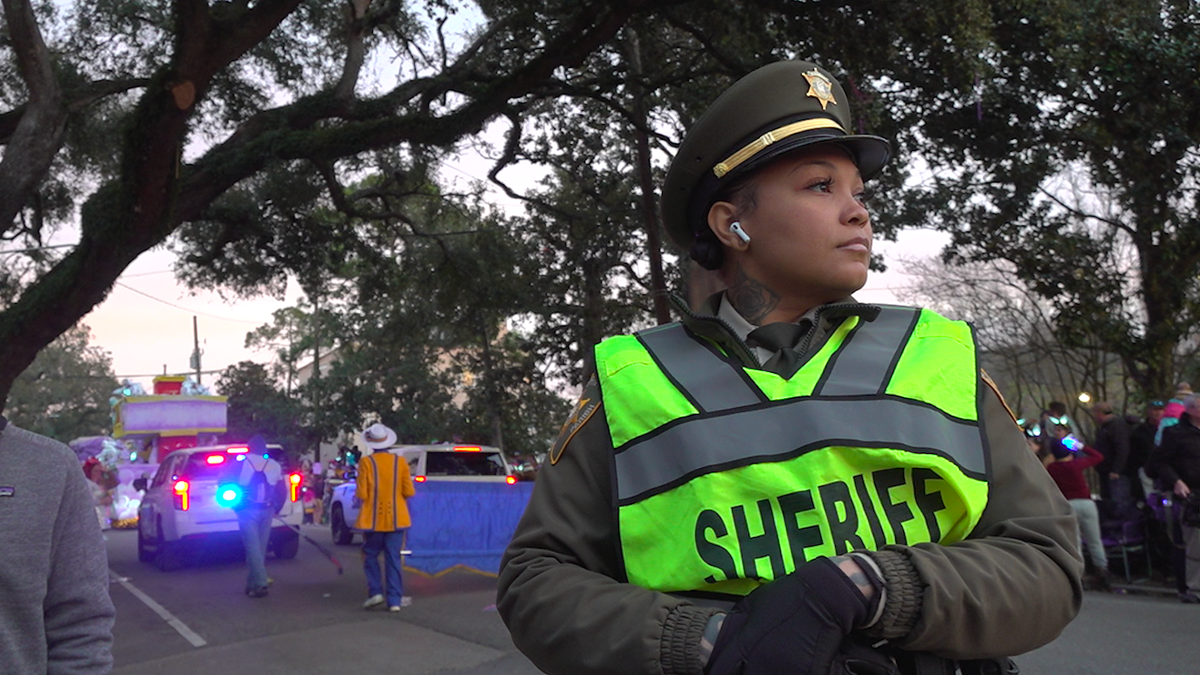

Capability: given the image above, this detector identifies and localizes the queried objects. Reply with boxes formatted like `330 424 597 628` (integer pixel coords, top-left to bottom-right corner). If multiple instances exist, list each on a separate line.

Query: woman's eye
855 190 871 206
807 179 833 192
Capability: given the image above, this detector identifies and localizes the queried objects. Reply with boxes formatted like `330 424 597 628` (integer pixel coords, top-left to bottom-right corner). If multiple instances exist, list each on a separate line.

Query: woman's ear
707 201 748 249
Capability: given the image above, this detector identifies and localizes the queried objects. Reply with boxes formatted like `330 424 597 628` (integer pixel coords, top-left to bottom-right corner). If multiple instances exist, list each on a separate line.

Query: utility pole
191 315 202 384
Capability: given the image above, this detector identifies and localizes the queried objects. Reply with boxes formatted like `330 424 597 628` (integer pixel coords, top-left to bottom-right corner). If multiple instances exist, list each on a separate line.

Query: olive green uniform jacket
497 297 1083 675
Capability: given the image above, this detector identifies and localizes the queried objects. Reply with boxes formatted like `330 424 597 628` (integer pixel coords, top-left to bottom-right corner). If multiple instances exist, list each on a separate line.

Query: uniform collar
668 292 881 368
716 296 821 365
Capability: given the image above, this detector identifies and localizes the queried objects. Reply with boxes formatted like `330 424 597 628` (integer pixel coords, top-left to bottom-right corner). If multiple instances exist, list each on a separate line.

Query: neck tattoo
728 267 779 324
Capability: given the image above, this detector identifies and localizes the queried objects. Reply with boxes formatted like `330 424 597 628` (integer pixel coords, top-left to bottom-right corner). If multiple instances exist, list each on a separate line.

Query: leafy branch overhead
3 0 1199 419
0 0 691 407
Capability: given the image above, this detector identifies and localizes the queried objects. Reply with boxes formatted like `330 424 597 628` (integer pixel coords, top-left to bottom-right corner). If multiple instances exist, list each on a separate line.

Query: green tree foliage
0 0 693 408
866 0 1200 400
245 302 340 395
224 173 572 457
5 324 119 441
7 0 1197 418
217 360 314 459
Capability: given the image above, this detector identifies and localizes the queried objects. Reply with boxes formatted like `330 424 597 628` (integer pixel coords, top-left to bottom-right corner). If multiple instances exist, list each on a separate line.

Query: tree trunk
478 323 504 451
0 0 69 230
0 0 687 408
623 27 672 325
0 0 305 409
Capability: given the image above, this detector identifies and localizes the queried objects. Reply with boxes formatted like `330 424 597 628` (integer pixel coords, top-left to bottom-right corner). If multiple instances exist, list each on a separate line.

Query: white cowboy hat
362 423 398 450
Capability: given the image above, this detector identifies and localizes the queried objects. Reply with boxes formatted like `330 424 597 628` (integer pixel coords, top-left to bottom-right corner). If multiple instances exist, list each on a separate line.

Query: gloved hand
705 557 872 675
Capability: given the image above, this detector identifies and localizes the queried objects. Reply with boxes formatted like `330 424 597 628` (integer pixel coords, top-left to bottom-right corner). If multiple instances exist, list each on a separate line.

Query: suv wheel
155 517 185 572
137 521 154 563
273 530 300 559
331 504 353 545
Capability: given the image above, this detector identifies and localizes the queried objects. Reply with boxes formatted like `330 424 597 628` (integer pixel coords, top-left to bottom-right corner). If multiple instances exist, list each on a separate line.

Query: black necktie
746 322 805 377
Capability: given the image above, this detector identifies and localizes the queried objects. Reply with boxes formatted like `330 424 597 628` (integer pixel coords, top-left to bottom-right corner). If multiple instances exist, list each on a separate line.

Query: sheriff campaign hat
662 60 891 250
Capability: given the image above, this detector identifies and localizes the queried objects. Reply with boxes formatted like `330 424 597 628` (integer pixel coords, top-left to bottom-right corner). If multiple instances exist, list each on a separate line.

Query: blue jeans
362 530 405 606
237 504 274 592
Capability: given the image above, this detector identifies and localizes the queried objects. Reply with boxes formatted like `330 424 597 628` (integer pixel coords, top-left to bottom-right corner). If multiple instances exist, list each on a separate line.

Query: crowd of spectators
1027 383 1200 603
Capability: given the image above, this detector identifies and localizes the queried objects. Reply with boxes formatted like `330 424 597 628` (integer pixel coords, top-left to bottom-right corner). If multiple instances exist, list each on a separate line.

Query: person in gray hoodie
0 415 115 673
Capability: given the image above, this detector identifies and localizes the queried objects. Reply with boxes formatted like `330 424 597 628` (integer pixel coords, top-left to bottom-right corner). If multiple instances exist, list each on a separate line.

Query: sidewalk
1103 552 1179 597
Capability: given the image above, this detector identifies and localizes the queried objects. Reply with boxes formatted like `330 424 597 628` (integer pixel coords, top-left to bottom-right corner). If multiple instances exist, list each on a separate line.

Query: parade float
71 375 227 528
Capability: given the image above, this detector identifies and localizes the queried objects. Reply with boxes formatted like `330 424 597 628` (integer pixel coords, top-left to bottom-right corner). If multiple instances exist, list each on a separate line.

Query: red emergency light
205 455 226 465
453 446 481 452
288 473 302 502
173 480 190 511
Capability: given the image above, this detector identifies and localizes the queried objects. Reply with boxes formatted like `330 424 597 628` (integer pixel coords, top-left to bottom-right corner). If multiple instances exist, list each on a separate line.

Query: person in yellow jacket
356 423 415 611
498 60 1083 675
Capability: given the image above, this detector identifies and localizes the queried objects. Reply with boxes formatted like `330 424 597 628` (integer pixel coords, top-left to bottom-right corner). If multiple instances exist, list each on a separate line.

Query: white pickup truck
329 443 515 545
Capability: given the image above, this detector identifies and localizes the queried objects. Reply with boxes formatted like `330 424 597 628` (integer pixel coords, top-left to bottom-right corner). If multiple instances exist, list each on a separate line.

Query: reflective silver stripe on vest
816 307 919 396
638 325 761 413
615 397 985 503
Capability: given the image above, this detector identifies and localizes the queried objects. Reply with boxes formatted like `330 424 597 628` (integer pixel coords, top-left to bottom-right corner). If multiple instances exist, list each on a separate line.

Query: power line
114 279 265 324
120 269 173 278
113 368 226 379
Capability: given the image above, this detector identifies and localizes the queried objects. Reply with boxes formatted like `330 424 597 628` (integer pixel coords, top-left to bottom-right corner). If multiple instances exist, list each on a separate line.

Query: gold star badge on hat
803 69 837 111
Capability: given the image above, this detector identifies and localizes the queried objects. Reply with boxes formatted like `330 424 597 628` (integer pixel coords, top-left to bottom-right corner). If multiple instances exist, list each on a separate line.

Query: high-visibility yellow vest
596 306 989 596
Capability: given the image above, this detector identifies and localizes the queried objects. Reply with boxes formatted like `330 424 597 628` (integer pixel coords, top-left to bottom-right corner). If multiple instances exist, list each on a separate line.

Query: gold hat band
712 118 846 178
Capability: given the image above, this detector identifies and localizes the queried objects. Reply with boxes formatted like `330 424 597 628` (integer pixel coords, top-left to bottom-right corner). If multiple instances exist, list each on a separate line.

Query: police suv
136 443 304 571
329 443 516 545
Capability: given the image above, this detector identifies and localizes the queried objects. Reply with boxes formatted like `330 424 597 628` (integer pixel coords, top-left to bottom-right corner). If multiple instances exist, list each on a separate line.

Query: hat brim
734 131 890 184
363 428 398 450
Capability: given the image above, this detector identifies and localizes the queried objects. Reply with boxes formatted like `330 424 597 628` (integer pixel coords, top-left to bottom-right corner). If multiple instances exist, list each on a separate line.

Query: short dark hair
689 170 761 271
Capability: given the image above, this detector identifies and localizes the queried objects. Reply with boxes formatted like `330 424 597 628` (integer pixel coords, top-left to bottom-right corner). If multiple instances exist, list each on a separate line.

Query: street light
1078 392 1092 404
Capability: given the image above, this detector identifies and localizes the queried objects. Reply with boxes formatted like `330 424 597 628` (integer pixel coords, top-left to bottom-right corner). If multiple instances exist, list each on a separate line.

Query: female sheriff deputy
497 61 1082 675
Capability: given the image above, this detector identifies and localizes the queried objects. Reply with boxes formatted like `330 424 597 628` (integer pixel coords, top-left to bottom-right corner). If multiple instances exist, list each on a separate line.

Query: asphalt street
106 526 1200 674
107 524 536 675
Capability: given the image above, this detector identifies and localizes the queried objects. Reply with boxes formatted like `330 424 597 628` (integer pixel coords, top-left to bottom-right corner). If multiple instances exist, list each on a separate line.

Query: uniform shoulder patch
980 369 1019 426
550 375 602 465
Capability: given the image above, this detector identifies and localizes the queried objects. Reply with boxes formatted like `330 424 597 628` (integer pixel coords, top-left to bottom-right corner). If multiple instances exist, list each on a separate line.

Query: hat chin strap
712 118 844 178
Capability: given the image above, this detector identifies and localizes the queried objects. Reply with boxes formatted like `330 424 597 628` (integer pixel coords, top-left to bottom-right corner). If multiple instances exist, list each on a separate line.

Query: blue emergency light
215 483 244 507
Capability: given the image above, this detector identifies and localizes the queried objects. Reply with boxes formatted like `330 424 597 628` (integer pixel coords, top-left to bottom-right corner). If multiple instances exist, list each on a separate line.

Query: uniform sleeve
863 382 1084 659
356 457 373 504
400 458 415 499
45 454 115 674
497 380 719 675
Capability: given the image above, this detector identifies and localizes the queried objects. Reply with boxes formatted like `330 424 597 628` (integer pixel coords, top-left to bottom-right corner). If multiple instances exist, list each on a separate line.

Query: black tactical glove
706 557 872 675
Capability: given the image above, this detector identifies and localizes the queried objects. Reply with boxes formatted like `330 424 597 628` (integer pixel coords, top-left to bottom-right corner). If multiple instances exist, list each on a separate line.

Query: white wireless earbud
729 221 751 243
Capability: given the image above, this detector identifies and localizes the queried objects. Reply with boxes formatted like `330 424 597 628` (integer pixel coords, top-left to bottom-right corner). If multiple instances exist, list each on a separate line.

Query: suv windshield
425 452 508 477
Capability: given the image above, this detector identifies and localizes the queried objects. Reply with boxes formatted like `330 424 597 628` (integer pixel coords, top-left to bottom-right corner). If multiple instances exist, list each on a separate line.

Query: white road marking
109 570 208 648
